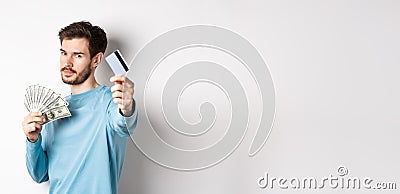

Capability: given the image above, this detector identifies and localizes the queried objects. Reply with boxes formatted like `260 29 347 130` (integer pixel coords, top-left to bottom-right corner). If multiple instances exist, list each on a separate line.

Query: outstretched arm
108 75 138 137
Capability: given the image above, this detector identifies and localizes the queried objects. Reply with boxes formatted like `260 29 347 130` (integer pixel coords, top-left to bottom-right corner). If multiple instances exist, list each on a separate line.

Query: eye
60 51 67 56
76 54 82 58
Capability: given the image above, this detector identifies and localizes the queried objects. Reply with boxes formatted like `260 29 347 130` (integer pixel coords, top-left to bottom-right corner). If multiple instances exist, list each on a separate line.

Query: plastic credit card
105 50 129 75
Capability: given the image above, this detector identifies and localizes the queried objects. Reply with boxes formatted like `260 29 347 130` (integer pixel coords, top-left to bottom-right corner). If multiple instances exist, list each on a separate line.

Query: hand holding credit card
105 50 129 75
106 49 135 116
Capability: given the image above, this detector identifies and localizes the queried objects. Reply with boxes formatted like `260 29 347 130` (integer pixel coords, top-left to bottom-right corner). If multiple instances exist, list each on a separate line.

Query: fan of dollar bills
24 84 71 124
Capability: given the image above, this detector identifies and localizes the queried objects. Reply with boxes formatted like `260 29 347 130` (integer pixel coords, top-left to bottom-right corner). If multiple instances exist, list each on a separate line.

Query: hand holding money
22 112 45 142
22 85 72 142
24 84 71 124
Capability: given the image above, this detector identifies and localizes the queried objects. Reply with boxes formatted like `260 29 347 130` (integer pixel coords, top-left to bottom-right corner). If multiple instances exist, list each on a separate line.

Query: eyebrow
60 49 85 55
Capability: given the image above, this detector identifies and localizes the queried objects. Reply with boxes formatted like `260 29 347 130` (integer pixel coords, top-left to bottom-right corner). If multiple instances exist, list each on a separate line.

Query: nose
64 61 72 68
62 55 73 68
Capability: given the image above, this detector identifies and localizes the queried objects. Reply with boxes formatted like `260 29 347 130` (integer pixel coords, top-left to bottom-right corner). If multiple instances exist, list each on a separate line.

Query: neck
70 76 100 94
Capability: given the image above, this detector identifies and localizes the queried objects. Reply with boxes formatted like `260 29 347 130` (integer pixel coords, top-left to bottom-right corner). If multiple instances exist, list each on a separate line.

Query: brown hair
58 21 107 58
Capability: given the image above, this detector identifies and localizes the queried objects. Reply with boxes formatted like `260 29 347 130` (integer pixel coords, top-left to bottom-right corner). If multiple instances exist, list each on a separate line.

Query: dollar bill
39 106 72 125
41 95 68 112
25 84 72 124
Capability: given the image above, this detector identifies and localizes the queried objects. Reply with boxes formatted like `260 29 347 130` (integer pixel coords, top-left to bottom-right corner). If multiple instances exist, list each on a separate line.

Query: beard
61 63 92 85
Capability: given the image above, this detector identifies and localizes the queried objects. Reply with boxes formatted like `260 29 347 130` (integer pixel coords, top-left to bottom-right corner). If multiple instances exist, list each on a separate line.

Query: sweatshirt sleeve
25 134 49 183
107 98 138 137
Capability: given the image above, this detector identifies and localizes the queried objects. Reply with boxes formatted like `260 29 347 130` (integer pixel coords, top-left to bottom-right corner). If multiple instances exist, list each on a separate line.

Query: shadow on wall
102 37 146 193
96 37 128 87
119 139 149 193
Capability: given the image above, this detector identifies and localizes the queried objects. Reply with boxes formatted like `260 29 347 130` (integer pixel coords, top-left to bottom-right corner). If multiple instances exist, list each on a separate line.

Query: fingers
23 112 44 125
22 112 44 142
24 122 42 133
113 97 122 105
24 112 41 121
112 96 132 107
110 75 126 83
112 91 123 99
31 112 42 117
110 76 134 98
111 84 133 102
111 83 123 93
110 75 134 87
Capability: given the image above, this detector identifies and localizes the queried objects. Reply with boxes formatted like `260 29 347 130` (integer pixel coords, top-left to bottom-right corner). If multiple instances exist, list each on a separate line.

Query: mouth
61 68 76 76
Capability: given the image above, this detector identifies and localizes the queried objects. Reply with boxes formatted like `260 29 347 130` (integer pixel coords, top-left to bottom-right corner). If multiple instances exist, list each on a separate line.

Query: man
21 21 137 193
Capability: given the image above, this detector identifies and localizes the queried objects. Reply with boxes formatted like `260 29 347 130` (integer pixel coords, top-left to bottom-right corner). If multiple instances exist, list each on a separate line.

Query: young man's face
60 38 94 85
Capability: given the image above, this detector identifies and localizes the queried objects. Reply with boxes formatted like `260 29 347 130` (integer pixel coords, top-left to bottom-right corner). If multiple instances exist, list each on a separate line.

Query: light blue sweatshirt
25 85 138 194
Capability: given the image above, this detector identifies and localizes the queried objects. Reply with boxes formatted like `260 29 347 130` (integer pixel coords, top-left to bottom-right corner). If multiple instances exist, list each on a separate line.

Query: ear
92 52 103 68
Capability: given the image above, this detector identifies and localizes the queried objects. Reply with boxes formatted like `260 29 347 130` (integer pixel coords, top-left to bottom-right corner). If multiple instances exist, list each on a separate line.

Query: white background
1 0 399 193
